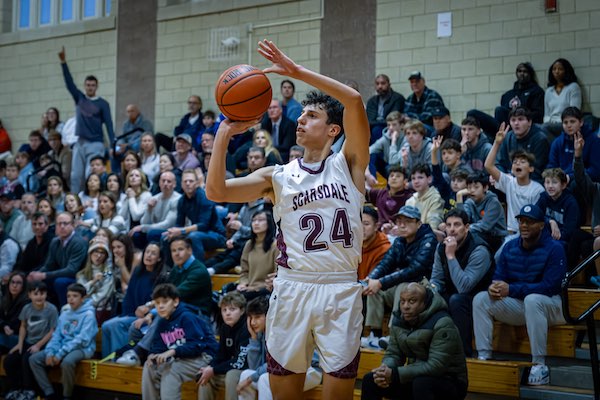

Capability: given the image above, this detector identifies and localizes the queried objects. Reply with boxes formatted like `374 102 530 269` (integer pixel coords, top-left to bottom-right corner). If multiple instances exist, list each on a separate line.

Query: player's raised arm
258 40 370 185
206 120 274 204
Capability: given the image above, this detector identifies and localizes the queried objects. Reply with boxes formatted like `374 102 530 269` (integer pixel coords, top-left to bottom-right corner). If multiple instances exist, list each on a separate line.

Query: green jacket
383 288 468 386
168 257 212 316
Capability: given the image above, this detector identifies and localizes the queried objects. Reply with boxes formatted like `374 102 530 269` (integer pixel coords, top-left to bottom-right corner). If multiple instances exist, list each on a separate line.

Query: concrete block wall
0 31 116 149
376 0 600 122
154 0 322 135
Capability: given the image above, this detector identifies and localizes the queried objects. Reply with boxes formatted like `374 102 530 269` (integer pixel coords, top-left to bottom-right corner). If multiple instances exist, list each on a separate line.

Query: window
13 0 111 31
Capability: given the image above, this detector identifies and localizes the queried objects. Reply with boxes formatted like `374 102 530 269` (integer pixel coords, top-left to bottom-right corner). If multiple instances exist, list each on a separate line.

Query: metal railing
562 249 600 400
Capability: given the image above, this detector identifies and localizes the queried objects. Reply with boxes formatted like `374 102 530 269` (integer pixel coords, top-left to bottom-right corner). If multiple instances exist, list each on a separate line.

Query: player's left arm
258 39 369 191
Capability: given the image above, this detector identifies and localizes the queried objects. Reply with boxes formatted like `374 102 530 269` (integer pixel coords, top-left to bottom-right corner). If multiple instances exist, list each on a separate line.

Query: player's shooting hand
216 118 261 139
58 46 66 62
258 39 299 77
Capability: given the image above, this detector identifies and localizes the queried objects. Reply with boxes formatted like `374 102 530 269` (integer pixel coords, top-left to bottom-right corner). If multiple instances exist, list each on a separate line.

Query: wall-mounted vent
209 26 241 61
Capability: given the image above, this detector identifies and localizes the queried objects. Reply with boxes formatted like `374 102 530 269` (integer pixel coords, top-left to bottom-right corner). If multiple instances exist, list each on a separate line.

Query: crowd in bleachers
0 51 598 400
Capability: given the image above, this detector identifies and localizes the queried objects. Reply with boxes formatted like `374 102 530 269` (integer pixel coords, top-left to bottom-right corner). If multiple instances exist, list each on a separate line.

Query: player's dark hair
219 291 246 310
280 79 295 91
302 91 344 135
152 283 180 300
67 283 87 297
246 295 269 316
466 171 490 187
444 208 470 225
27 280 48 293
250 210 276 253
461 116 480 129
510 149 536 165
508 107 531 121
440 138 461 153
561 106 583 121
363 205 378 223
449 168 470 181
85 75 98 83
410 163 431 177
388 164 407 179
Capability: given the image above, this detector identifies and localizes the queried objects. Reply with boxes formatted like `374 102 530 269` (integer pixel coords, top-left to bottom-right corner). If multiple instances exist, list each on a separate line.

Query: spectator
406 164 445 230
366 74 405 143
163 170 226 261
361 282 468 400
36 198 56 235
113 104 154 173
280 79 303 121
473 204 566 386
467 62 544 139
236 211 278 300
485 124 545 234
2 163 24 201
105 173 126 213
403 71 445 126
58 47 114 193
91 191 127 235
28 212 88 307
495 108 550 183
439 139 468 174
89 155 109 188
457 172 507 252
151 153 182 196
139 133 160 185
9 192 37 250
197 291 250 400
3 280 58 400
129 171 182 249
253 129 282 166
0 218 22 283
358 206 391 281
0 271 28 354
46 131 72 185
120 150 142 180
431 106 461 142
101 242 167 357
121 168 151 230
172 134 200 170
78 173 101 220
536 168 579 245
543 58 582 139
15 152 35 193
14 212 54 275
75 237 115 323
288 145 304 162
400 120 432 172
366 164 413 235
460 116 491 172
165 95 205 152
431 209 493 357
431 137 469 212
29 283 98 400
19 130 50 170
366 111 409 185
40 107 65 138
141 283 217 400
362 206 437 348
45 176 65 212
260 99 297 162
111 234 142 293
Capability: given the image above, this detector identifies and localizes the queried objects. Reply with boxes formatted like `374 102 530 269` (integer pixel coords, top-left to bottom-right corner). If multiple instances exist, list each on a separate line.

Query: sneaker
378 336 389 350
116 349 140 366
527 364 549 386
20 390 36 400
360 332 381 350
5 390 21 400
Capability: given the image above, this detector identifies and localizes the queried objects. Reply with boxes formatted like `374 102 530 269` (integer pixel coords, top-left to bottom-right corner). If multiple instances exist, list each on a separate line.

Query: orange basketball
215 64 272 121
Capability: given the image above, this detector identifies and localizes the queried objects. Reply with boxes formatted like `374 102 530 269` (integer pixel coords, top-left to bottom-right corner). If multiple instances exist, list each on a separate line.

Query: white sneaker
116 349 140 366
360 332 381 350
5 390 21 400
20 390 36 400
527 364 549 385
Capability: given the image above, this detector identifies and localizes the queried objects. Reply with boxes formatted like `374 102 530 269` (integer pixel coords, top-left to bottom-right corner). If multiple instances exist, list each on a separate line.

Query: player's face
67 291 84 310
296 105 337 148
248 314 266 333
400 289 426 323
155 296 179 319
544 177 566 200
467 182 486 202
509 116 531 138
562 116 583 136
445 216 468 244
362 214 378 243
221 305 243 327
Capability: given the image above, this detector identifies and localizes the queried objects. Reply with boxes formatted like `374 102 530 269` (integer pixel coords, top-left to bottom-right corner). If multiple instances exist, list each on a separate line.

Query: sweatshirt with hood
406 186 445 229
535 189 579 242
461 134 492 172
459 190 507 239
211 313 250 374
45 298 98 360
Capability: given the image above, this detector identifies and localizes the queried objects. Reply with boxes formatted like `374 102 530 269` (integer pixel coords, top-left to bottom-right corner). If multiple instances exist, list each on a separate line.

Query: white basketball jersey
272 152 364 273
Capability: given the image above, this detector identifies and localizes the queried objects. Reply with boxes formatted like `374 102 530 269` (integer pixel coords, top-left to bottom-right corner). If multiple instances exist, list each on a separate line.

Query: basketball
215 64 272 121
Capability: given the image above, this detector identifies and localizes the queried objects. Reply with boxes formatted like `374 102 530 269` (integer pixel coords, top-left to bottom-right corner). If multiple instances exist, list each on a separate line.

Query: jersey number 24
299 208 353 252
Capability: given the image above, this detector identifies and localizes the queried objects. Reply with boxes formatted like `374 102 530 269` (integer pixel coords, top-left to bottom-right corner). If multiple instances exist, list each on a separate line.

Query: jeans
29 349 86 397
101 315 137 357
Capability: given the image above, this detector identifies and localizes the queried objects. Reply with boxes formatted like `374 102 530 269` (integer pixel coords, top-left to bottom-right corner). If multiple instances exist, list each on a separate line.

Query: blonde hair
253 129 282 163
124 168 149 196
403 120 426 136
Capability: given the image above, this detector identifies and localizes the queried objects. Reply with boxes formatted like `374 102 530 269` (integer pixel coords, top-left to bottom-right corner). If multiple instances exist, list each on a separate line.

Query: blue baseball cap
394 205 421 221
516 204 544 222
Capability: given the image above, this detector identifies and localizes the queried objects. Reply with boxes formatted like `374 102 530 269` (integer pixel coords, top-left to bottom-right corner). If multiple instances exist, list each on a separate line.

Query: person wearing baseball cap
172 133 200 170
431 106 461 142
404 71 445 126
473 203 567 386
362 204 438 349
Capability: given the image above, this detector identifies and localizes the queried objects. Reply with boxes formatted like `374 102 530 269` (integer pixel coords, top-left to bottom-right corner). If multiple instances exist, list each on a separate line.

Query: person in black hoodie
0 271 29 354
198 291 250 400
467 62 545 139
141 283 218 400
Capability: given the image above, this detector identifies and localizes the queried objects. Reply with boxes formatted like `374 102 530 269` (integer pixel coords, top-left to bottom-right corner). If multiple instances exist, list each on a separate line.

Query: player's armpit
211 166 275 204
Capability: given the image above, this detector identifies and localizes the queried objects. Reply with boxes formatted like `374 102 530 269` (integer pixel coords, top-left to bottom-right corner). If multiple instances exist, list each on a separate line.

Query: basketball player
206 39 369 400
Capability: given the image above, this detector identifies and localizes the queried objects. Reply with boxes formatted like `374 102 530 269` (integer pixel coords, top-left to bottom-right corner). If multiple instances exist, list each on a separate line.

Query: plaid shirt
403 86 445 123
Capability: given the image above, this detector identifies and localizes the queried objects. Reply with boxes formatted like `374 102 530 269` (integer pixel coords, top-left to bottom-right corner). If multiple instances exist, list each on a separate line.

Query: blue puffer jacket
368 224 437 290
494 230 566 300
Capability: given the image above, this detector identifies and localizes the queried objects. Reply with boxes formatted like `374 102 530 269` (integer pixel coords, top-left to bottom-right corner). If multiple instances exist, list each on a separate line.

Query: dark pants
568 229 595 274
4 341 36 392
155 133 174 153
205 246 244 275
444 292 474 357
361 372 467 400
46 276 76 308
370 124 386 145
368 153 390 180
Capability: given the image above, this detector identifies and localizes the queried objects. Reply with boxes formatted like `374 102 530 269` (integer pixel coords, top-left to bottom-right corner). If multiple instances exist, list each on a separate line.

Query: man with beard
366 74 405 143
